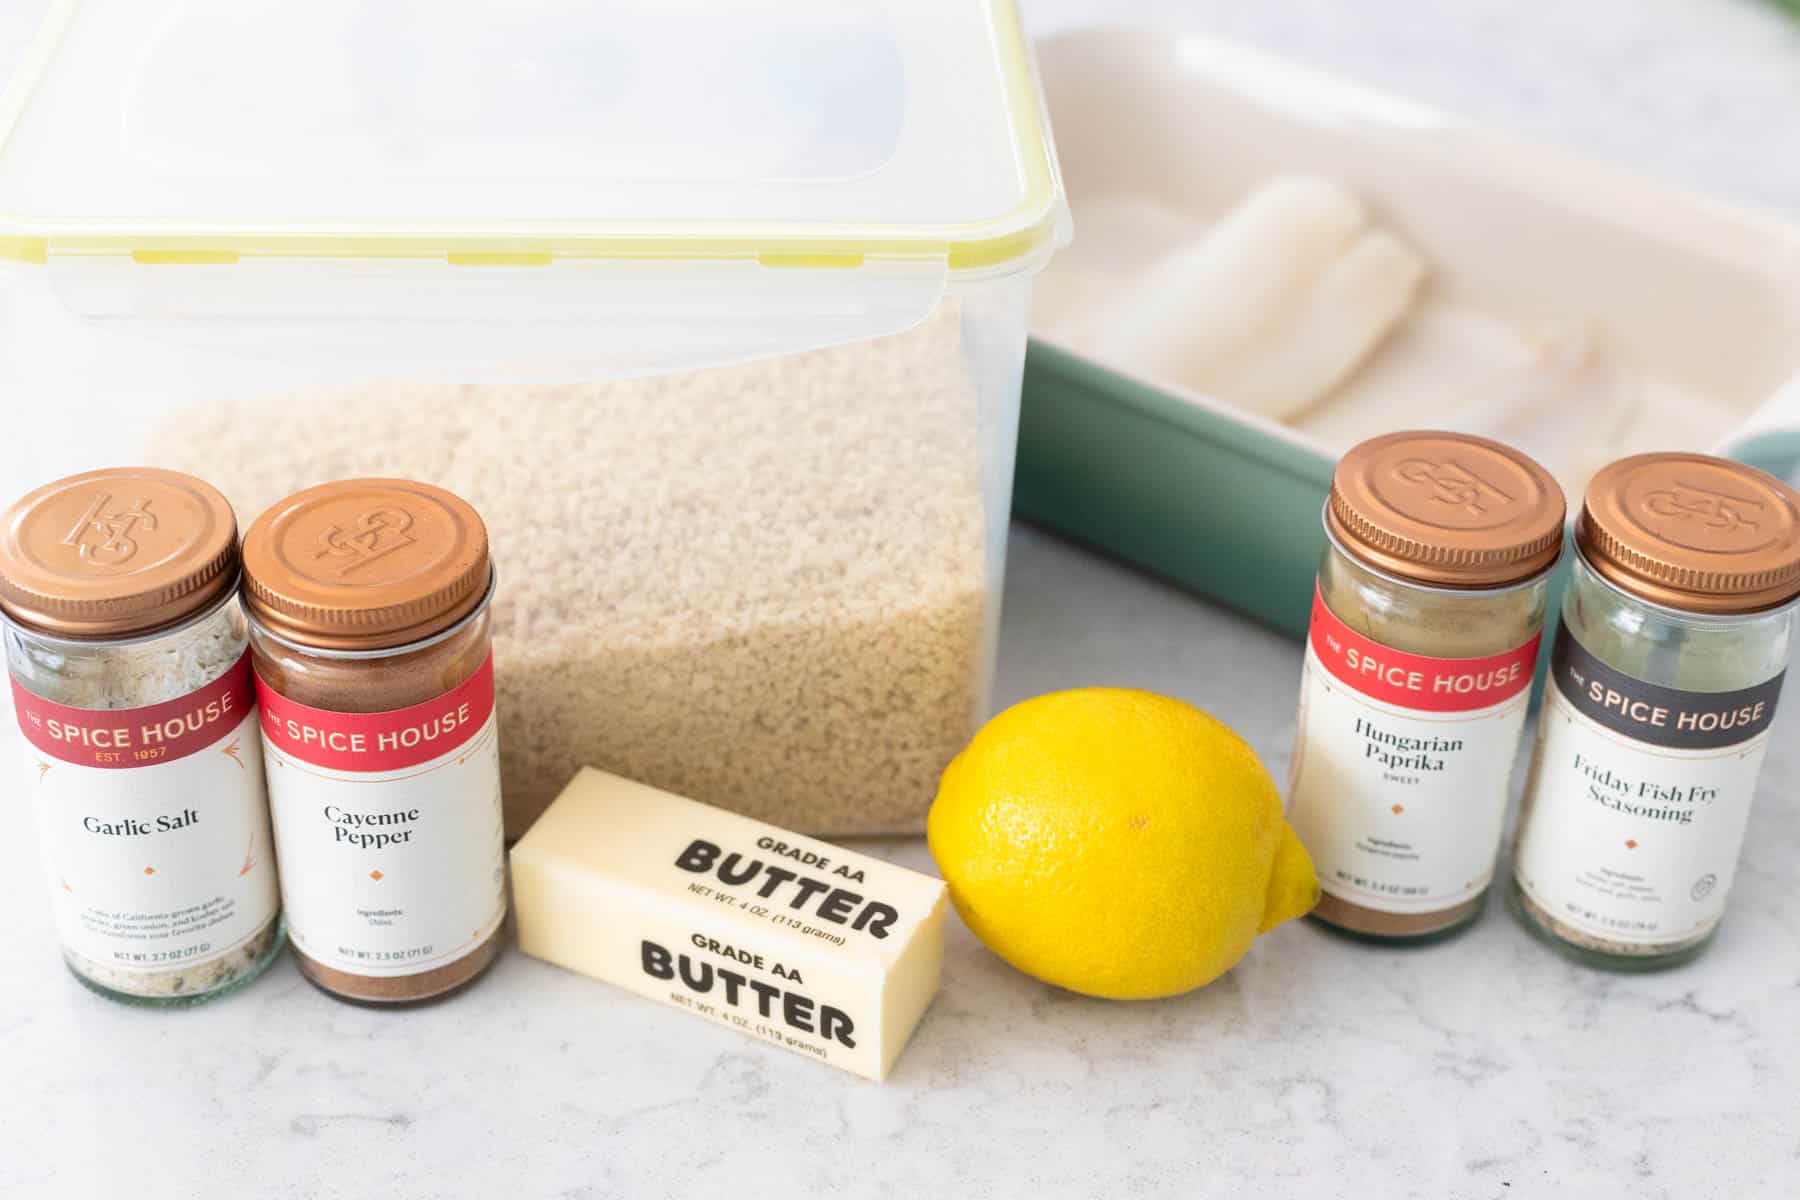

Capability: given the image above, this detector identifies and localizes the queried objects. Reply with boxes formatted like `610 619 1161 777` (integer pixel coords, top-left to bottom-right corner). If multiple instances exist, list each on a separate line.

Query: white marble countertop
6 524 1799 1199
6 3 1800 1198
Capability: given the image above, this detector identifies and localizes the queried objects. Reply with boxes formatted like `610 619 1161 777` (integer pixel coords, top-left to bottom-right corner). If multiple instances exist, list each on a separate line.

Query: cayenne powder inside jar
0 468 282 1004
241 478 506 1004
1286 432 1566 941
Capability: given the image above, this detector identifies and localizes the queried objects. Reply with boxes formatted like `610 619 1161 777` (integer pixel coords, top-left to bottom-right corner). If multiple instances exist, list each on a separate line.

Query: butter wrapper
511 767 948 1080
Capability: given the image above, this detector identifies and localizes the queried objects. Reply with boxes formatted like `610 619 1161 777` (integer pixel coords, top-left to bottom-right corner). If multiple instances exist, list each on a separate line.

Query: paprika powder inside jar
241 479 506 1004
0 468 283 1004
1286 432 1565 942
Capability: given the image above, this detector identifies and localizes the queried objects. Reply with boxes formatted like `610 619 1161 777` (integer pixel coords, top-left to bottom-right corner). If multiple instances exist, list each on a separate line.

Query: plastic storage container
0 0 1068 838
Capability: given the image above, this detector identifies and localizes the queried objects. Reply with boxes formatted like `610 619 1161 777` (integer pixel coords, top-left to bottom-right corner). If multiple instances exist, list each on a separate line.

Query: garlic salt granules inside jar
1510 453 1800 969
0 469 283 1004
1285 432 1565 942
241 478 506 1005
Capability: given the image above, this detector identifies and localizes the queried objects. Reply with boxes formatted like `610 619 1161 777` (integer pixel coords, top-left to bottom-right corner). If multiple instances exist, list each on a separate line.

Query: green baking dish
1016 336 1581 706
1015 336 1796 702
1016 337 1332 639
1014 30 1800 653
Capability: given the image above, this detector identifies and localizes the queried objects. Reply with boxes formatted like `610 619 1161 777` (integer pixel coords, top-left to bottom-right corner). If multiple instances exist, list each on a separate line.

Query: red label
1308 587 1538 713
11 649 254 769
255 651 495 773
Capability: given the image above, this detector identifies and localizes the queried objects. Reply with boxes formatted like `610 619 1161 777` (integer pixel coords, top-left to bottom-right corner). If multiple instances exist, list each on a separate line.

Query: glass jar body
248 601 504 1004
5 593 285 1004
1291 539 1551 942
1509 550 1795 969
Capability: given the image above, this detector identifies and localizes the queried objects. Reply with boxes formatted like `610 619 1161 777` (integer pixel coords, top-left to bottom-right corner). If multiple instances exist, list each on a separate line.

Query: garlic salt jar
241 479 506 1004
1286 432 1566 941
0 468 283 1004
1511 453 1800 969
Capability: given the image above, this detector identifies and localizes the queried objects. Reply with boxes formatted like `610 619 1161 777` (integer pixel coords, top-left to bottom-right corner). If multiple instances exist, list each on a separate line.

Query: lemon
927 688 1318 999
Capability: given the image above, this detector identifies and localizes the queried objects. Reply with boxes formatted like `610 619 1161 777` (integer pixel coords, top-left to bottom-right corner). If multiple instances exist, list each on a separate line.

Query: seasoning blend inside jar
1286 432 1565 941
241 479 506 1004
1511 453 1800 969
1 468 282 1004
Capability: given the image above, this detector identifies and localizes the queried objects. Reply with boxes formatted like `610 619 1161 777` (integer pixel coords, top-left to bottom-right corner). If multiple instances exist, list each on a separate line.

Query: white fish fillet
1087 175 1368 387
1296 305 1543 449
1210 230 1429 421
1300 315 1746 504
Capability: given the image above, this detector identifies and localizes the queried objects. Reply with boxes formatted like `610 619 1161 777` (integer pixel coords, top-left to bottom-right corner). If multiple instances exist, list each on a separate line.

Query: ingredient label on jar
1287 587 1540 912
12 651 279 973
1513 626 1782 945
255 652 505 977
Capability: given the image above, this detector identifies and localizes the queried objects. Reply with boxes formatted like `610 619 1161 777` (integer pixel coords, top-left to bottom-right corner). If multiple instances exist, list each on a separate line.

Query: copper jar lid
0 467 240 639
241 478 490 651
1326 431 1566 588
1577 453 1800 614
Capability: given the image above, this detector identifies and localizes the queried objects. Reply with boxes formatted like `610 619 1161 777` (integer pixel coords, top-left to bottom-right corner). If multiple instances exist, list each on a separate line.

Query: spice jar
1511 453 1800 969
241 478 506 1004
1 468 283 1004
1286 432 1565 941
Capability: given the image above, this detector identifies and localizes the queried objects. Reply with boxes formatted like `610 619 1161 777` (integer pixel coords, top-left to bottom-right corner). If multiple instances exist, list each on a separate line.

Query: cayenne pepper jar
1511 453 1800 969
1 468 282 1004
1286 432 1565 941
241 478 506 1004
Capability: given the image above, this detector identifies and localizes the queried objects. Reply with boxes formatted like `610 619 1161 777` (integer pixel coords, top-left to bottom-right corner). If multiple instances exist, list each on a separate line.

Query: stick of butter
511 768 949 1080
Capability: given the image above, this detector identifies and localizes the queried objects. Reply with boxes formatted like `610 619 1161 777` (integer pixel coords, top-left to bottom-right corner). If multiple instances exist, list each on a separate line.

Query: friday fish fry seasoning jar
242 479 506 1004
0 468 282 1004
1511 454 1800 969
1287 432 1565 940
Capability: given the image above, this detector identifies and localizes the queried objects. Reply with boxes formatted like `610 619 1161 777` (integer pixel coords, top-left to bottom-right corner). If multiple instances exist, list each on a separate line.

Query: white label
1286 588 1540 913
1513 627 1778 945
256 654 507 977
14 652 280 974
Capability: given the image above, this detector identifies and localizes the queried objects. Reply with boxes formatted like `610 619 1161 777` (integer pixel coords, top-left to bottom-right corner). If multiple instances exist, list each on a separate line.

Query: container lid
0 467 239 639
1326 431 1566 588
0 0 1066 274
1578 453 1800 614
241 479 490 651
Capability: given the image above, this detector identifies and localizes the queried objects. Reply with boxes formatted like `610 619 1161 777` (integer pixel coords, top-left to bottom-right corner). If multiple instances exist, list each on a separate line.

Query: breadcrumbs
150 305 990 837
